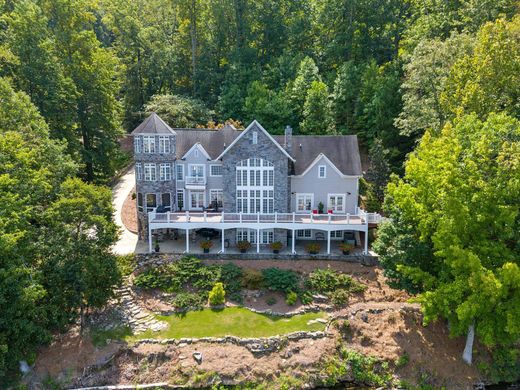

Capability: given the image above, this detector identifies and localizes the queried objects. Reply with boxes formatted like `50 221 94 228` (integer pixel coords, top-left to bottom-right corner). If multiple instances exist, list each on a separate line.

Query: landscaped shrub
262 268 300 293
285 291 298 306
305 242 321 254
241 269 264 289
134 267 180 292
305 267 365 294
330 289 350 307
266 297 277 306
172 292 205 311
300 291 314 305
219 263 243 294
208 282 226 306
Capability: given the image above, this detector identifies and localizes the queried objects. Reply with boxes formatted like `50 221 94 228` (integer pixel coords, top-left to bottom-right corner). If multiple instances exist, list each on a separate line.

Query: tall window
236 229 273 244
176 164 184 181
146 193 157 210
144 163 156 181
137 193 143 212
252 131 258 144
236 158 274 213
209 189 223 208
134 136 142 153
158 136 170 153
318 165 326 178
143 136 156 153
135 163 143 181
161 193 171 210
159 163 171 181
176 189 184 210
296 193 313 212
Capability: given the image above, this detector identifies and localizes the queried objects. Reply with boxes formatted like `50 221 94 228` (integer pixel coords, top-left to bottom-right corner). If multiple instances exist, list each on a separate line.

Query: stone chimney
284 125 293 154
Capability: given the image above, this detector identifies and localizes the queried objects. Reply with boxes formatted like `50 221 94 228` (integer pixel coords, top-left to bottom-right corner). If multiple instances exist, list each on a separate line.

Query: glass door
189 191 205 210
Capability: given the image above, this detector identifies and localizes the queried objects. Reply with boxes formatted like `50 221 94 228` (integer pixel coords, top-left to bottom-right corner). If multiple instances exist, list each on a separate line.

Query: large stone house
132 113 380 255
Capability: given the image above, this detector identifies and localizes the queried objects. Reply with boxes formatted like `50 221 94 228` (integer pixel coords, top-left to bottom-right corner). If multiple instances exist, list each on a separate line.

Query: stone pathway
113 284 167 334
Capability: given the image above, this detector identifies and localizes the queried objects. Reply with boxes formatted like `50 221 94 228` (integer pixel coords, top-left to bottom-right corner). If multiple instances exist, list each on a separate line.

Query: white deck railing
185 176 207 185
149 210 382 226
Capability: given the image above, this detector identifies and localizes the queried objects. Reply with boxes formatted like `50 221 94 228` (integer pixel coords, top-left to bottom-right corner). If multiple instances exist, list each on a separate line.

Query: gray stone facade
221 122 291 213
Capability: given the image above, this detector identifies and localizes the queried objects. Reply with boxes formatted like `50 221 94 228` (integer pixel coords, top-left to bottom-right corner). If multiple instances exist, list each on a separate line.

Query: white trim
176 189 185 211
187 163 205 178
209 189 223 207
292 153 361 179
159 163 172 181
318 165 326 178
142 135 156 154
176 164 184 181
327 193 346 213
209 164 223 177
188 190 206 210
296 193 314 212
182 142 211 160
158 136 171 154
216 120 295 161
144 163 157 181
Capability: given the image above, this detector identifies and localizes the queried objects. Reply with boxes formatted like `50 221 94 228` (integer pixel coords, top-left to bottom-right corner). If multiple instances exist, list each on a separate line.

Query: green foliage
300 291 314 305
395 352 410 368
478 347 520 384
219 263 243 294
305 267 366 294
261 268 300 293
90 326 133 347
244 81 291 132
144 94 213 128
241 269 264 290
285 291 298 306
208 282 226 306
330 289 350 307
266 297 277 306
300 80 334 135
173 293 205 311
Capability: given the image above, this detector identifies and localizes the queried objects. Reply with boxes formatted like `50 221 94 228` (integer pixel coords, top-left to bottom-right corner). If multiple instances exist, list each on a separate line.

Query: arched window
236 158 274 213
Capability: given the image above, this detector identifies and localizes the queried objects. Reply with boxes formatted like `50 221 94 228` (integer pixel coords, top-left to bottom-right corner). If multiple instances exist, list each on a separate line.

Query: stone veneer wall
221 123 291 213
134 134 177 238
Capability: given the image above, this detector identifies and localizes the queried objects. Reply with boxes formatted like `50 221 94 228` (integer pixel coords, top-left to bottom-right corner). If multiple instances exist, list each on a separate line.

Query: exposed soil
121 185 138 233
26 263 483 389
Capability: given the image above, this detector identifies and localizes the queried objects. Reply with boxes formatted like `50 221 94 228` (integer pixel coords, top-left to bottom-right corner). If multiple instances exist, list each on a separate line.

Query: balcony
185 176 207 190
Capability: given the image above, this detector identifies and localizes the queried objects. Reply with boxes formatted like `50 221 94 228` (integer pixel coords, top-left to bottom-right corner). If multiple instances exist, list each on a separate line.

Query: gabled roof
131 113 176 135
181 142 212 160
274 135 362 176
216 120 295 161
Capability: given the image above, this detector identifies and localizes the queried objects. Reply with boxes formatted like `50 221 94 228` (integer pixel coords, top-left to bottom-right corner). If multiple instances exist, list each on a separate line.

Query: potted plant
318 202 324 214
305 242 320 255
339 242 354 255
236 240 251 253
200 240 213 253
154 240 160 253
270 241 283 254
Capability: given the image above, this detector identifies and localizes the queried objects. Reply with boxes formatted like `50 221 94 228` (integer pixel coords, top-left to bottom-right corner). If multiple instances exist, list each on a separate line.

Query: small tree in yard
208 282 226 306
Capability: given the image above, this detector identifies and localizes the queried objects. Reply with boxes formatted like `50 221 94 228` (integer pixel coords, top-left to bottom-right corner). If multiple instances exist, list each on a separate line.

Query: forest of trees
0 0 519 384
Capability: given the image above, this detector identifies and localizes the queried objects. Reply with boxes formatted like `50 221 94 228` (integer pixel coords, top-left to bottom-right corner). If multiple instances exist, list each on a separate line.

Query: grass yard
134 307 328 340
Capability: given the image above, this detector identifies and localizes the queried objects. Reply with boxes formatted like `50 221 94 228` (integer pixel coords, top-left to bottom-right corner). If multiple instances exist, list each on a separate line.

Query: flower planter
273 249 280 254
203 248 210 254
309 251 318 255
342 250 350 255
154 246 160 253
240 249 247 253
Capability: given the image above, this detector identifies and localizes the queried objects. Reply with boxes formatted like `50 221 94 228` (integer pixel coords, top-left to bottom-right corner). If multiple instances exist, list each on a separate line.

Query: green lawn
133 307 328 340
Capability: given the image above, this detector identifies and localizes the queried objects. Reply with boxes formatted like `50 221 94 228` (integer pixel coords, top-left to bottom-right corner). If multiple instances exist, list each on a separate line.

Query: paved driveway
112 166 138 254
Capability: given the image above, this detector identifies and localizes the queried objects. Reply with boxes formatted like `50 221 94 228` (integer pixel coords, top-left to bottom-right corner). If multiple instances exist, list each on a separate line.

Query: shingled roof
274 135 363 176
132 114 362 176
131 113 176 135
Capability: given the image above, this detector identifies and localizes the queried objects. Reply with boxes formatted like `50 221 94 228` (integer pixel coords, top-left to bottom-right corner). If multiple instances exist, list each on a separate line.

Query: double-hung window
297 229 312 238
134 137 142 153
143 136 156 153
159 163 171 181
135 163 143 181
318 165 326 178
296 193 313 212
158 136 170 153
144 163 156 181
176 164 184 181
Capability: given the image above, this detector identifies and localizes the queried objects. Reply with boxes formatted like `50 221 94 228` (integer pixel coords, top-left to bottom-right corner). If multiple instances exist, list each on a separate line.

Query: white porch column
292 229 295 254
327 230 331 255
256 229 260 253
148 223 153 253
186 228 190 253
221 229 225 253
364 226 369 255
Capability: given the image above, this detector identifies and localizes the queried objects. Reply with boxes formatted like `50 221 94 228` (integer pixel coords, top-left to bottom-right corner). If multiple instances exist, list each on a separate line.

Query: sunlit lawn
132 307 328 340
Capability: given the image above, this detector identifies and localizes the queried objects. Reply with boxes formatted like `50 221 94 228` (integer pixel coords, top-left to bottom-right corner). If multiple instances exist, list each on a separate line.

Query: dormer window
318 165 326 178
252 131 258 144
